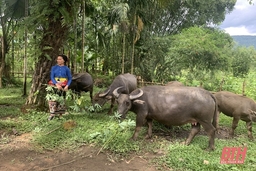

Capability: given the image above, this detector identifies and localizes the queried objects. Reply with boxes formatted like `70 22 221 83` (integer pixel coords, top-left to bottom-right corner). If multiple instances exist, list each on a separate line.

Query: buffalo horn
113 86 123 98
99 89 110 97
129 89 143 100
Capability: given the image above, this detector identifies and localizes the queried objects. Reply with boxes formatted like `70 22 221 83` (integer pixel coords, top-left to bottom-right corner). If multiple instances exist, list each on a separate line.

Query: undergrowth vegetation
1 80 256 170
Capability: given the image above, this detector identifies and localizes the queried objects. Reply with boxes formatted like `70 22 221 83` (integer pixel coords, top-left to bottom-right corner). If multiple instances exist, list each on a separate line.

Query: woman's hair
58 54 68 65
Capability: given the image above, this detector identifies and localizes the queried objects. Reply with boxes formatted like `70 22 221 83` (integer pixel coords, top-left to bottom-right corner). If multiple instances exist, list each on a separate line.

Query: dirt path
0 133 158 171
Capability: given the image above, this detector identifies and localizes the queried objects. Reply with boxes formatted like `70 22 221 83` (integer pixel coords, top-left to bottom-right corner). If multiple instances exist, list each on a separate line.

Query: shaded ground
0 125 230 171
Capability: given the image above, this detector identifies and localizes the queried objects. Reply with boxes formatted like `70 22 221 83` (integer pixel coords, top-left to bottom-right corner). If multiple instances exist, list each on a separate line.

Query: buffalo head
93 89 112 107
114 87 143 119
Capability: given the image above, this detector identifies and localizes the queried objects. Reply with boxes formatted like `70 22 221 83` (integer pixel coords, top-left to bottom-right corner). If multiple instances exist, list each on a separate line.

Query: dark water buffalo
69 72 93 102
213 91 256 139
93 73 137 114
113 85 217 150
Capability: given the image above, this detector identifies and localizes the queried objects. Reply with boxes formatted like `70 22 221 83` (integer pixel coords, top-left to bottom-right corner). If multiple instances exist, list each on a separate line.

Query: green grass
156 137 256 171
0 87 26 131
1 85 256 170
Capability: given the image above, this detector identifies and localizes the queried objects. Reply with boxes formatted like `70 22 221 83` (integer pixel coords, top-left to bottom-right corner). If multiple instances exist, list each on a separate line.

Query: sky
219 0 256 35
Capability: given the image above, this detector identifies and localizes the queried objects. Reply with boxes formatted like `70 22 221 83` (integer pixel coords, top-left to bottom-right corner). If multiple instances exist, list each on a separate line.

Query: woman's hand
63 85 69 91
56 83 63 90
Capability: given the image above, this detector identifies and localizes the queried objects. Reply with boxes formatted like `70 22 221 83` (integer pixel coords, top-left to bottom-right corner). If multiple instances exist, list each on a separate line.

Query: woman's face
57 56 65 66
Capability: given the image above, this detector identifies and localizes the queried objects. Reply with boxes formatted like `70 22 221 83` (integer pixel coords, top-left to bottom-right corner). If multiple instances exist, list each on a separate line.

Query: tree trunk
0 36 5 88
72 13 77 73
81 1 85 72
25 19 69 107
11 31 14 77
242 79 246 96
130 12 137 75
131 34 135 75
121 33 126 74
23 0 28 96
0 31 9 88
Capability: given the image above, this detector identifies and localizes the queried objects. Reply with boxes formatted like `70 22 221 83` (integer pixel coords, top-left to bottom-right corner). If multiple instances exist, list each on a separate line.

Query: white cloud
219 0 256 35
235 0 251 10
224 26 256 36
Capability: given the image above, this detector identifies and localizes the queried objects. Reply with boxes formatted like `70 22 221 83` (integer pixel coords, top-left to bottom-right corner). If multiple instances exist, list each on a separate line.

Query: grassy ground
0 86 256 170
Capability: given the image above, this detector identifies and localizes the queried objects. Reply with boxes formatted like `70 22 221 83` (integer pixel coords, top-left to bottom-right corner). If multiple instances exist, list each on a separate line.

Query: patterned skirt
48 100 66 115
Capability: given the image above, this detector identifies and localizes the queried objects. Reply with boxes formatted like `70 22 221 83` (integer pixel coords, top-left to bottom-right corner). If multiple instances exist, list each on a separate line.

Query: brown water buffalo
213 91 256 139
93 73 137 114
69 72 93 102
113 85 217 151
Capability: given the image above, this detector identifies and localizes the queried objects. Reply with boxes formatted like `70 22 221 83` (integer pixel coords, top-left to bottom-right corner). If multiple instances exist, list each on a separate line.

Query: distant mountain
231 35 256 48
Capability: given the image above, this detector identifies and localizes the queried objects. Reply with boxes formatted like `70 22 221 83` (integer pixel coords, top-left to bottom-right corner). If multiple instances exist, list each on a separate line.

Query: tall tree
149 0 236 35
127 0 147 74
231 46 255 77
25 0 79 106
0 0 25 88
164 26 234 82
109 3 130 74
81 0 85 72
22 0 28 96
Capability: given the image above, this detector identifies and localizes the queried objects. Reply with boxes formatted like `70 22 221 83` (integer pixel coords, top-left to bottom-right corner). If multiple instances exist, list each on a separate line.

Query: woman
48 54 72 120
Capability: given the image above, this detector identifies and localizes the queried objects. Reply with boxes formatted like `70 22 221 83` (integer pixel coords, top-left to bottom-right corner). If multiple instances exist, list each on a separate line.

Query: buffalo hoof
130 137 137 141
248 136 253 141
216 128 221 134
205 147 214 151
228 133 234 139
144 134 152 139
180 141 187 146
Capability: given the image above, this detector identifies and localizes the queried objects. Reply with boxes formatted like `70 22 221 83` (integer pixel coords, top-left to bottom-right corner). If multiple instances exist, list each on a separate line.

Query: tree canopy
231 46 256 78
135 26 235 82
2 0 256 107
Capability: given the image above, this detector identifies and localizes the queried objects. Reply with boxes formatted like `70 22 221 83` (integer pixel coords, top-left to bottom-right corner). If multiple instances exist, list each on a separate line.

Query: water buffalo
213 91 256 139
166 81 184 86
93 73 137 114
69 72 93 102
113 85 217 150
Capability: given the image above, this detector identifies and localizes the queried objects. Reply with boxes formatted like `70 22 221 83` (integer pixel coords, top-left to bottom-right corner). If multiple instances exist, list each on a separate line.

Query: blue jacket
50 65 72 86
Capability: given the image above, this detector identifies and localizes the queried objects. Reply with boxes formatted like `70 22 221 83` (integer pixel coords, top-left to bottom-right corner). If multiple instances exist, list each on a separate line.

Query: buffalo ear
133 100 145 105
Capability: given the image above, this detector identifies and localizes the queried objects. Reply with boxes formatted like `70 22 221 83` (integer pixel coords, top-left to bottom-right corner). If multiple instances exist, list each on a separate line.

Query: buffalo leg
132 126 142 141
201 122 215 151
107 97 115 114
185 123 200 145
230 117 240 137
90 90 93 103
246 121 253 140
216 110 221 134
132 112 147 140
145 119 153 139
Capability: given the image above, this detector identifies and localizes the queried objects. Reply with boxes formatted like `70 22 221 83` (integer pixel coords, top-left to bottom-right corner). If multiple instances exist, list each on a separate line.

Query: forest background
1 0 256 106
